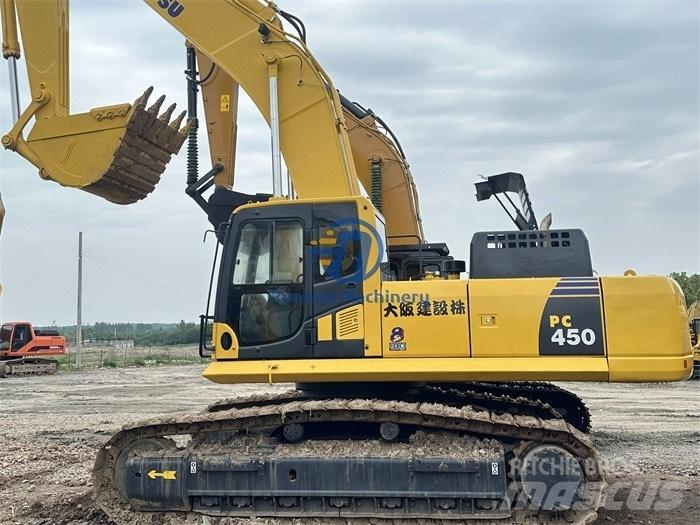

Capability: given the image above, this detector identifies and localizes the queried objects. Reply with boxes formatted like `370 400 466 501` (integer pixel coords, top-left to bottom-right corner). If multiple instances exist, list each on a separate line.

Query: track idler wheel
519 445 585 512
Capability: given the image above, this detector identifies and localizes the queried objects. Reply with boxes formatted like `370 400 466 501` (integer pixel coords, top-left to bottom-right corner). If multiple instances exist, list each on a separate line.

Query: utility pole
76 231 83 368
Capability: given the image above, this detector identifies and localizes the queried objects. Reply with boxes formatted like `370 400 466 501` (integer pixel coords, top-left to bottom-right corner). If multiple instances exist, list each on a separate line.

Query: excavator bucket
23 87 188 205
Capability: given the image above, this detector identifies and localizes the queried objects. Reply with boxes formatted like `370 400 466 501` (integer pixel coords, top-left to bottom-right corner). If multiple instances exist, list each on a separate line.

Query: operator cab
203 197 383 361
0 323 32 353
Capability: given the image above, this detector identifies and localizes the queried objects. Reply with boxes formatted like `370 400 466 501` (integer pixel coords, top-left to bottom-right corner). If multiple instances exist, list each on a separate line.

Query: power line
83 255 204 298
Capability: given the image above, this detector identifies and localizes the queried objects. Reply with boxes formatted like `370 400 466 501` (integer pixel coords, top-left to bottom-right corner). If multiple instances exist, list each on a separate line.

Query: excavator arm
0 0 189 204
195 50 240 189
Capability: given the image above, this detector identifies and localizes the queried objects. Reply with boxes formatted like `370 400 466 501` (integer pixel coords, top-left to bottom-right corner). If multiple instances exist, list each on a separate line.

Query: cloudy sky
0 0 698 326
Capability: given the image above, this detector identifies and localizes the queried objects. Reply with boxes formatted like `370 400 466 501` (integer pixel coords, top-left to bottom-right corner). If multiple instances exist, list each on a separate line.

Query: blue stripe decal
560 276 598 281
551 288 600 296
556 282 600 288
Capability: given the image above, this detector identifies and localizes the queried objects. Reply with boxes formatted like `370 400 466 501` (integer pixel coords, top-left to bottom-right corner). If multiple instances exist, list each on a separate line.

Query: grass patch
55 346 204 372
152 354 173 365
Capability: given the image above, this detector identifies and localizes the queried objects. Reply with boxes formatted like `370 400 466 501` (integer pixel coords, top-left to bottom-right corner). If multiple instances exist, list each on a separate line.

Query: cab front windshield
0 324 12 350
231 220 304 345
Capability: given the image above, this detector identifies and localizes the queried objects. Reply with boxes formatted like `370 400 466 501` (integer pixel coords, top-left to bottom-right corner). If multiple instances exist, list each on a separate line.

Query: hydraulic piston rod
269 75 282 197
2 0 21 122
266 55 283 198
7 55 19 122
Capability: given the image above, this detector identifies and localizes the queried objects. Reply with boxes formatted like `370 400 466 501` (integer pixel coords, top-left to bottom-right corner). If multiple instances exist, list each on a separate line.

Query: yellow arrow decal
147 469 177 480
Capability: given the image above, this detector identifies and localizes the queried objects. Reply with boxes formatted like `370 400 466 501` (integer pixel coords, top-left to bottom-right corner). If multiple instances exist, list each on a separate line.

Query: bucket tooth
159 103 177 122
147 95 166 114
170 111 187 130
134 86 154 111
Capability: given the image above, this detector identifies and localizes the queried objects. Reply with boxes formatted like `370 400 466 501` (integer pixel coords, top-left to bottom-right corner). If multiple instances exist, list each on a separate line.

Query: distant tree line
42 321 200 346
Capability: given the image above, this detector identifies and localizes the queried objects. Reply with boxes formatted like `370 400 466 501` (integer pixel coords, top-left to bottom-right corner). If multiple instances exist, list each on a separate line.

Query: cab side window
11 324 30 350
314 203 362 282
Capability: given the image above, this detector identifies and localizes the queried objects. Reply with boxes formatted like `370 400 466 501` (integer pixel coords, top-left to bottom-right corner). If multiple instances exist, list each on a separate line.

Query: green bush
103 359 118 368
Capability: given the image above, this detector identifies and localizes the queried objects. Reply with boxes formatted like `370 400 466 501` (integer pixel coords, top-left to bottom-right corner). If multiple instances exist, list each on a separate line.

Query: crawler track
94 387 605 524
208 381 591 432
451 382 592 433
0 358 59 377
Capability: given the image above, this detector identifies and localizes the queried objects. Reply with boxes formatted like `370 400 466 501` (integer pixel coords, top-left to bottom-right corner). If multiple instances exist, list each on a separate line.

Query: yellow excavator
2 1 693 524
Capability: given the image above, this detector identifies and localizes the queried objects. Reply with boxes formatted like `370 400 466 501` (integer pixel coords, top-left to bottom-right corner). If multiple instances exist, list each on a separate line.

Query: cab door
311 202 365 357
218 204 315 360
10 324 31 353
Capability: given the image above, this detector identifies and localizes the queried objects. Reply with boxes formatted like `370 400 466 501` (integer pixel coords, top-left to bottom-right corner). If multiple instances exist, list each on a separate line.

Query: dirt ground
0 365 697 525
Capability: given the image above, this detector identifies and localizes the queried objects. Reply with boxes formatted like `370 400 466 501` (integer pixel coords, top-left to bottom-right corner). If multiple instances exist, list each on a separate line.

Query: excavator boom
146 0 360 199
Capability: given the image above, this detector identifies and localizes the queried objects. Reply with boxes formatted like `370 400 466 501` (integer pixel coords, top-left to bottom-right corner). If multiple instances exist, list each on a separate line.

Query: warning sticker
220 94 231 112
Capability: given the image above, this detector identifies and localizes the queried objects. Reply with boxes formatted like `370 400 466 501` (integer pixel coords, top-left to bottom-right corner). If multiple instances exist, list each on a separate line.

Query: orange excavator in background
0 321 66 377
